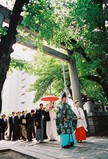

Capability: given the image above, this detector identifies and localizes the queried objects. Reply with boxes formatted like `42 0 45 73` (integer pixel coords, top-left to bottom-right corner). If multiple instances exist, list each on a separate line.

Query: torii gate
0 5 83 107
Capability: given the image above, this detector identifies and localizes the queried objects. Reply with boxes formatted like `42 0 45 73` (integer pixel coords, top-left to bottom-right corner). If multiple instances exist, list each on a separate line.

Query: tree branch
86 75 101 83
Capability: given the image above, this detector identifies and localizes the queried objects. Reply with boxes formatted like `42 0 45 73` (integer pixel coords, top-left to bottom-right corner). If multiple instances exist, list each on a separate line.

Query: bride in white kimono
47 102 58 141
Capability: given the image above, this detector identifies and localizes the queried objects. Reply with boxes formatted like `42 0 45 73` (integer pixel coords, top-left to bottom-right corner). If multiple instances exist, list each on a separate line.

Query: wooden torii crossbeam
16 35 70 62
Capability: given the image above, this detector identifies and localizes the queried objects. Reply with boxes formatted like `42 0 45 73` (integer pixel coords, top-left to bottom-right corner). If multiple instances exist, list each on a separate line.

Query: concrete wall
84 101 108 136
87 112 108 136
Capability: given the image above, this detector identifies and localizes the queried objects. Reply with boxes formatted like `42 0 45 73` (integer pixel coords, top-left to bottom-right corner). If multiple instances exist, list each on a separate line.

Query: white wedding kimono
47 110 57 140
73 107 87 131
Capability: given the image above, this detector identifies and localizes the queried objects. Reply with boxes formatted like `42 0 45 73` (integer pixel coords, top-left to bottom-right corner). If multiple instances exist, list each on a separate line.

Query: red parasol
41 96 59 102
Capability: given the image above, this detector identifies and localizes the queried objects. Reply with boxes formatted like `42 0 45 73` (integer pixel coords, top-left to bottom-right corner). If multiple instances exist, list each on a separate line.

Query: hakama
75 126 86 141
60 130 76 147
73 107 87 142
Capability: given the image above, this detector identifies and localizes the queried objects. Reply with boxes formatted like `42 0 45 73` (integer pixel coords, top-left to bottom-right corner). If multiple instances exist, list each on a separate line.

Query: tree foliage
20 0 108 103
9 0 108 103
10 52 69 102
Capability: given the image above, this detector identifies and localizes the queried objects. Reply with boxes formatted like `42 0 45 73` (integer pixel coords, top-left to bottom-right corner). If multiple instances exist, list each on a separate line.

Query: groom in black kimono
35 103 50 143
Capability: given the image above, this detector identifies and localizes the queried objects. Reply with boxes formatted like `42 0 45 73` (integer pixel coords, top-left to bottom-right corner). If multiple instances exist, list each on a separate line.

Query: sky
12 43 36 61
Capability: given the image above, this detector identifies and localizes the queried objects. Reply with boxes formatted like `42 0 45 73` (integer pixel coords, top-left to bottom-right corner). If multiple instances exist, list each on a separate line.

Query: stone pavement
0 137 108 159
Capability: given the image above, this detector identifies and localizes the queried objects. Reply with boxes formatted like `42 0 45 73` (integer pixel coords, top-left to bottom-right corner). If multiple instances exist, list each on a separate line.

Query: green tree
1 0 108 112
69 0 108 103
21 0 108 102
10 52 70 102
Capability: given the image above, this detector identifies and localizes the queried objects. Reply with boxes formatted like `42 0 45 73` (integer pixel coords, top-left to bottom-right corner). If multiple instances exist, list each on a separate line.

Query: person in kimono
14 111 22 140
21 111 27 140
73 101 87 143
56 92 77 148
35 103 50 143
47 102 57 141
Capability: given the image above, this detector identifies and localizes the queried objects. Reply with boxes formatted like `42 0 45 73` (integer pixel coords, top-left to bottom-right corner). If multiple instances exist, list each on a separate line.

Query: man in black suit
0 114 8 140
8 112 15 140
26 110 35 142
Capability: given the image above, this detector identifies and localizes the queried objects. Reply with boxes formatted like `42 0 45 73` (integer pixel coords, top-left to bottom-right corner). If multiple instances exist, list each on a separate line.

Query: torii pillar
68 55 83 107
43 46 83 107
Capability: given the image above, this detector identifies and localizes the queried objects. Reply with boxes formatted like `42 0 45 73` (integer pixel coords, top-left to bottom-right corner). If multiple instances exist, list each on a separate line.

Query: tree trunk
0 0 29 113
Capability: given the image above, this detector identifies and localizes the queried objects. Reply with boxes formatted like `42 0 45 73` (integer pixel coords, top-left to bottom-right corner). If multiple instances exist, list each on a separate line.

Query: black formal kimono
0 118 7 140
14 115 22 140
26 113 34 141
21 115 27 140
35 109 50 142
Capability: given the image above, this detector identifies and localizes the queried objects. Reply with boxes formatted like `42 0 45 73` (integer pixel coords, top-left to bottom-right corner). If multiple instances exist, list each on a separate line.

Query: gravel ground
0 151 37 159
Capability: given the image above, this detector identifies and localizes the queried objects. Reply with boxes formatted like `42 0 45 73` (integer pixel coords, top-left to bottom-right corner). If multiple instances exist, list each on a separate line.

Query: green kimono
56 102 77 147
56 102 77 134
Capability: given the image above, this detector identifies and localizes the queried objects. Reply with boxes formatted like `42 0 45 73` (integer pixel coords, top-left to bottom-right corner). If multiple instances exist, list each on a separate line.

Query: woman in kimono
73 101 87 142
47 102 57 141
56 92 77 148
21 111 27 140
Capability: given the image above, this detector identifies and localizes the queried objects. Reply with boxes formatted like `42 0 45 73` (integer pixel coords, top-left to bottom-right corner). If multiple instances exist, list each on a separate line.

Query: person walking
73 101 87 143
8 112 15 141
26 110 35 142
0 117 2 140
47 102 57 141
0 114 8 140
35 103 50 143
21 111 27 140
14 111 22 140
56 92 77 148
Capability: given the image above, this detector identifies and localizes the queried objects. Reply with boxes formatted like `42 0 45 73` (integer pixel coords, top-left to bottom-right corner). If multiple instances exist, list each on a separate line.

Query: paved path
0 137 108 159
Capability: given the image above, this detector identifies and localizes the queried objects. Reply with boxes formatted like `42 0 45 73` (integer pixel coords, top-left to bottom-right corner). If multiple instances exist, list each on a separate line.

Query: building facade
2 70 36 115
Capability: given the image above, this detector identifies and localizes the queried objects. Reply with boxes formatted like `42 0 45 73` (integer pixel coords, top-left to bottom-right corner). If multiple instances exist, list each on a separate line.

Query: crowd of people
0 92 87 149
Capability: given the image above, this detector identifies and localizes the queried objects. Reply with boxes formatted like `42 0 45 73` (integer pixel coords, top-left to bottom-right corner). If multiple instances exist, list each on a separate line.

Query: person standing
35 103 50 143
14 111 22 140
0 114 8 140
26 110 35 142
47 102 57 141
56 92 77 148
0 117 2 140
73 101 87 143
8 112 15 141
21 111 27 140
